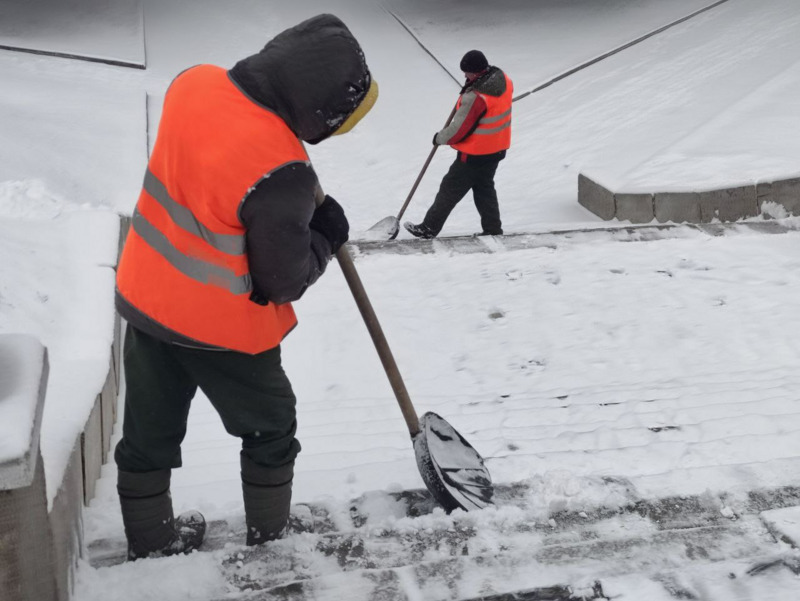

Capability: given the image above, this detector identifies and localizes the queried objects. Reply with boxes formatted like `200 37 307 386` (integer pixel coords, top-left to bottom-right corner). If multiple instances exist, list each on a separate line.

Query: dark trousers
115 324 300 473
422 154 504 236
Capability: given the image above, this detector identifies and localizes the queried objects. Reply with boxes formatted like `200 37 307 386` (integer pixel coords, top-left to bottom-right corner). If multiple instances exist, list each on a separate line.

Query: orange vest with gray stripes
116 64 304 354
452 73 513 156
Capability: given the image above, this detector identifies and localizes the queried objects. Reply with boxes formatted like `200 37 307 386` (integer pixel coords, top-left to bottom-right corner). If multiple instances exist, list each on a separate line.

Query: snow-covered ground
81 225 800 599
386 0 719 91
4 0 798 233
89 225 800 524
0 1 145 66
2 0 800 598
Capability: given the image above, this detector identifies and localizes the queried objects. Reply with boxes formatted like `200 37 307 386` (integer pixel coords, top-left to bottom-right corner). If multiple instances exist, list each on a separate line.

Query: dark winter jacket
435 67 509 152
118 14 372 350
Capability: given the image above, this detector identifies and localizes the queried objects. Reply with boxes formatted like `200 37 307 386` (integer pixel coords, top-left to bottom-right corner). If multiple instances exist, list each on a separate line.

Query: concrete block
699 185 758 223
759 178 800 215
81 397 103 504
615 193 654 224
48 438 83 601
0 338 49 491
578 174 616 221
118 214 131 260
0 450 58 601
654 192 701 223
436 236 491 254
100 365 116 463
112 312 122 396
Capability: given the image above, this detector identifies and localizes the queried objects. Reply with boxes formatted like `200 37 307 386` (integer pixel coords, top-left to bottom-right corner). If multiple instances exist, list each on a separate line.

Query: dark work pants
422 154 503 236
115 324 300 473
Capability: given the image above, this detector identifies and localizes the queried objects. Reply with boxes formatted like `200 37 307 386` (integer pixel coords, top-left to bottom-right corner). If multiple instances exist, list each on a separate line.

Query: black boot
404 222 436 239
118 469 206 560
475 229 503 236
241 456 294 545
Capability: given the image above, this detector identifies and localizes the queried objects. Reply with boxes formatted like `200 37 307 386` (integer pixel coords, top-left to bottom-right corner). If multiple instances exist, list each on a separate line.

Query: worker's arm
434 91 488 146
239 162 348 305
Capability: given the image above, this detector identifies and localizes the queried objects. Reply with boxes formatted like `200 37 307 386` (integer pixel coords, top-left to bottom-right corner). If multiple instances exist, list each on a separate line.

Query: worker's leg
114 325 205 559
471 158 503 235
181 344 299 545
419 157 474 236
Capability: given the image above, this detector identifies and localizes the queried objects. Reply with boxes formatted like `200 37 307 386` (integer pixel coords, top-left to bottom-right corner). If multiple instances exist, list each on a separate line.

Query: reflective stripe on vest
131 208 252 295
452 73 514 155
116 64 306 354
143 169 246 256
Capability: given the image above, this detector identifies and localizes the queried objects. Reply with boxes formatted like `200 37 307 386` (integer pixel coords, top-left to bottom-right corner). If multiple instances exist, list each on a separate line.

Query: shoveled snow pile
0 179 120 506
0 180 75 220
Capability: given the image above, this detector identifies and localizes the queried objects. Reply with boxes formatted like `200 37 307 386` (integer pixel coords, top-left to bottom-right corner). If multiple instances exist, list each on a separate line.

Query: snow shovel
319 190 493 512
365 101 460 241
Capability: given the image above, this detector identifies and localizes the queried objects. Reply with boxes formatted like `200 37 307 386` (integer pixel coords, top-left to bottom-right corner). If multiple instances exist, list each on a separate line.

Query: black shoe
173 511 207 554
404 222 435 239
475 230 503 237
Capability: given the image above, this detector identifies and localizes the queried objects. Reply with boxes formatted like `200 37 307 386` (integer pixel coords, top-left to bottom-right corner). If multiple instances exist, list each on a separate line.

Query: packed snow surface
89 228 800 529
0 1 145 65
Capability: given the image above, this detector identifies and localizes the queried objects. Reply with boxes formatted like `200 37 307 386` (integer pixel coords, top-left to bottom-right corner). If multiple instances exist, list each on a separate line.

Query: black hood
467 67 507 98
229 14 371 144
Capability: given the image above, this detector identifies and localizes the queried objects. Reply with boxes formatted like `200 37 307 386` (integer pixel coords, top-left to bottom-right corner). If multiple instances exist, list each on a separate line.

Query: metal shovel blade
364 216 400 241
413 412 494 513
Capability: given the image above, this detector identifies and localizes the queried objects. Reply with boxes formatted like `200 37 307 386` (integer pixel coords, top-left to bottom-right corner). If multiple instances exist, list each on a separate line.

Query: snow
386 0 719 91
84 229 800 544
0 180 74 220
761 507 800 548
0 59 147 211
599 574 679 600
74 553 228 601
2 0 800 597
0 188 120 505
0 334 46 488
0 1 145 66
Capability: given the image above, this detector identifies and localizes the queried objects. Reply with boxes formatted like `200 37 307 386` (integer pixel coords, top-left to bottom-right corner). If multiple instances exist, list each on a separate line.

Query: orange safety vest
117 64 304 354
452 73 514 156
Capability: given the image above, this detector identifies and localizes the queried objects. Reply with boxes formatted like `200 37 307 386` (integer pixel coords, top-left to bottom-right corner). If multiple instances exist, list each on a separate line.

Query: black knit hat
460 50 489 73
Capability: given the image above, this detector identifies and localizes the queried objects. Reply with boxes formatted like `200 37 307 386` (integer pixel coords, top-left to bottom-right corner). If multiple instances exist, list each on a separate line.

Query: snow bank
0 334 47 488
0 207 120 506
0 58 147 213
0 180 75 220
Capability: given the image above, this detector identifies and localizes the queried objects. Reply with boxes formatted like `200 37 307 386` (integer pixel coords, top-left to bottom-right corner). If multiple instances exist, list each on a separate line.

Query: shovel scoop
364 215 400 241
414 412 493 512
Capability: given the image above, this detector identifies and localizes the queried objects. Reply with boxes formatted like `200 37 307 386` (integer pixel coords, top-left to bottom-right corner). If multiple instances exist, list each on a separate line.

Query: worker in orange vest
113 14 378 560
405 50 512 239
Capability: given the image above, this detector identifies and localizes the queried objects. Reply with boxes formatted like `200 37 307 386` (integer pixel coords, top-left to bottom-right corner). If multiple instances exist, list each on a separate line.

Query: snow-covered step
351 221 800 257
88 482 800 596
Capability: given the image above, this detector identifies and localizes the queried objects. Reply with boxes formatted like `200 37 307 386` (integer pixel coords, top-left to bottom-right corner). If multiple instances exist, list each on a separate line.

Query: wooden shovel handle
335 246 421 437
315 188 421 437
395 102 460 223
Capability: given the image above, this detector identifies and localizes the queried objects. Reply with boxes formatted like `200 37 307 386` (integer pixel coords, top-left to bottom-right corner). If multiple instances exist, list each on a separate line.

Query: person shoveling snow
405 50 513 239
114 14 377 560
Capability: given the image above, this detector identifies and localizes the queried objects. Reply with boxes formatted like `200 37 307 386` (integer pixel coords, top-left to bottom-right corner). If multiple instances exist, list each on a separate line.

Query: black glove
432 133 440 146
310 195 349 254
